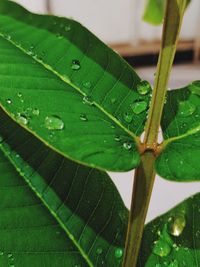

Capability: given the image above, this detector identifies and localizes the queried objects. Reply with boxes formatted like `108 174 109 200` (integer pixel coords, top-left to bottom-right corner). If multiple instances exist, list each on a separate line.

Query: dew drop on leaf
179 101 196 117
96 247 103 255
16 113 29 125
32 108 40 116
71 60 81 70
45 116 64 130
188 80 200 96
83 96 93 106
131 101 147 114
65 25 71 31
17 92 22 98
83 81 92 89
0 251 3 256
114 248 123 259
196 230 200 238
114 136 121 142
137 80 151 95
6 99 12 105
123 141 132 150
111 98 116 104
169 214 186 237
153 239 171 257
168 259 179 267
123 112 133 123
80 114 88 121
56 33 64 40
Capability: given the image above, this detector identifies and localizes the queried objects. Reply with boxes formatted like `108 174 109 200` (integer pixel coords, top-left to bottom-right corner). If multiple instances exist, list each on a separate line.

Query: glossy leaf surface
156 82 200 181
0 109 128 267
0 0 152 171
138 193 200 266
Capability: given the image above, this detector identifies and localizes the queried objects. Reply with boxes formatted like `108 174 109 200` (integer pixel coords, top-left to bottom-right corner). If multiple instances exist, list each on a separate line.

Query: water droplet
8 253 13 258
71 60 81 70
32 108 40 116
123 112 133 123
96 247 103 255
111 98 116 104
17 92 22 98
56 33 64 40
179 101 196 117
16 113 28 125
189 80 200 96
137 80 151 95
114 248 123 259
83 81 92 89
65 25 71 31
168 259 179 267
153 239 171 257
114 136 121 142
169 214 186 237
131 101 147 114
83 96 93 106
80 114 88 121
0 251 3 256
6 99 12 104
123 141 132 150
45 116 64 130
196 230 200 238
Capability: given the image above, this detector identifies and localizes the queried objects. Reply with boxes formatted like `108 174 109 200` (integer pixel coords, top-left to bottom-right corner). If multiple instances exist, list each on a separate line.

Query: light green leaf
143 0 192 25
143 0 165 25
156 82 200 181
138 193 200 266
0 0 152 171
0 109 128 267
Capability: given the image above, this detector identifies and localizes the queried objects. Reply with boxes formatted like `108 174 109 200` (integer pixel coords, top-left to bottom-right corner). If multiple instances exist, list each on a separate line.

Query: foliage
0 1 199 267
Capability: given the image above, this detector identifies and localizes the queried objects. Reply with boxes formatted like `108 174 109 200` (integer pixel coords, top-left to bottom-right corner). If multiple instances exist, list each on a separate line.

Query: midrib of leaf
0 26 140 146
0 144 94 267
162 123 200 147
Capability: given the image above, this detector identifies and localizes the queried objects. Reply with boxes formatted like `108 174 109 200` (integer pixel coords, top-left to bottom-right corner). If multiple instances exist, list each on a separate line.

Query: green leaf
0 0 152 171
143 0 165 25
0 109 128 267
138 193 200 266
155 82 200 181
143 0 192 25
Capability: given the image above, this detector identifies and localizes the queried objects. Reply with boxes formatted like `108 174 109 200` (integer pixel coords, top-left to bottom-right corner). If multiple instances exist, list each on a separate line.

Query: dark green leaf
0 0 152 171
143 0 192 25
0 109 128 267
156 82 200 181
138 193 200 266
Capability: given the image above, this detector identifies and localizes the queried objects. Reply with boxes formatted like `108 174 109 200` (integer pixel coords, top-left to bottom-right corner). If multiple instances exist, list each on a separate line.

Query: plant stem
123 1 188 266
122 151 156 267
144 0 188 146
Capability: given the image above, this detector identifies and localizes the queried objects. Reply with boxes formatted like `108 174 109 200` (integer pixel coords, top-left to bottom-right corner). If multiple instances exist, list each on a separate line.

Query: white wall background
12 0 200 222
14 0 200 44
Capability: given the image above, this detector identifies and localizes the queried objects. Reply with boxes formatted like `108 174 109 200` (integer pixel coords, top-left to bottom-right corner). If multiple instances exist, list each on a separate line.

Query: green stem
123 1 188 266
122 152 156 267
144 0 188 145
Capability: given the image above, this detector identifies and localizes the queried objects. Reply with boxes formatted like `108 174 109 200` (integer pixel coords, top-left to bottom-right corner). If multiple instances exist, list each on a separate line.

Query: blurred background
13 0 200 222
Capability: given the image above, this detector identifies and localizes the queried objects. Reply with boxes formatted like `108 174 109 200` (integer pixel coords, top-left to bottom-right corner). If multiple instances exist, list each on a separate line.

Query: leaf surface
0 109 128 267
138 193 200 266
156 82 200 181
0 0 152 171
